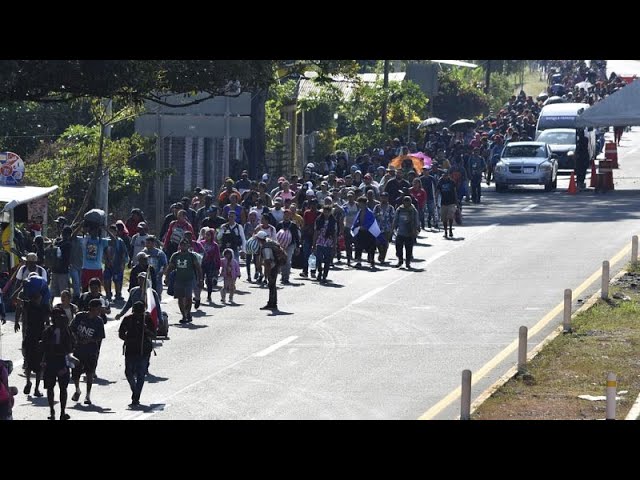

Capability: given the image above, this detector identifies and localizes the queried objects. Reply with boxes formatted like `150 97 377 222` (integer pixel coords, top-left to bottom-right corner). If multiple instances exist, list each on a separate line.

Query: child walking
220 248 240 304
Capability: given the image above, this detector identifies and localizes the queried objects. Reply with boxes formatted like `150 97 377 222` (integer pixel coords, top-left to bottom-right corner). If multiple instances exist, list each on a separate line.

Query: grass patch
472 279 640 420
511 70 547 98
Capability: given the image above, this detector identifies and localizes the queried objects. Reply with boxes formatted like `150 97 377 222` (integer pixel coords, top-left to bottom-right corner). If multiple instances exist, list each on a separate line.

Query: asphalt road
4 128 640 420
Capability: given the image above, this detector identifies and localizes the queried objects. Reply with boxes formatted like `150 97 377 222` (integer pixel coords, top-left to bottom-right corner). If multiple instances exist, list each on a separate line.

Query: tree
432 70 490 122
0 60 359 106
25 124 155 221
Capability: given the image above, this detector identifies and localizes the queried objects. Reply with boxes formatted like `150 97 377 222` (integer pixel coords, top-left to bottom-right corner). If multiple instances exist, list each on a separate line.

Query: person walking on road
40 307 74 420
219 248 240 304
312 205 337 284
70 298 105 405
436 170 458 239
256 231 280 311
166 239 203 324
118 301 155 407
392 196 420 269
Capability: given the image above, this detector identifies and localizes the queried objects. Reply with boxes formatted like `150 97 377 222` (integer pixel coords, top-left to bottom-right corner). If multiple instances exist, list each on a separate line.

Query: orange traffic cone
567 171 577 194
589 159 597 188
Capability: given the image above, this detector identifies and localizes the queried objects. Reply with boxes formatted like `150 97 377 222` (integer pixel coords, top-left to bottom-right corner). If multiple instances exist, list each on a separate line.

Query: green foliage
313 128 338 163
0 60 359 106
265 80 297 154
432 70 490 121
25 125 154 218
488 73 514 113
0 100 91 158
336 79 429 155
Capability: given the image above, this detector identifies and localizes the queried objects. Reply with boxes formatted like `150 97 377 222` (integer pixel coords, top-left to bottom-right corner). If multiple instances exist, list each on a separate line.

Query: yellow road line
418 238 634 420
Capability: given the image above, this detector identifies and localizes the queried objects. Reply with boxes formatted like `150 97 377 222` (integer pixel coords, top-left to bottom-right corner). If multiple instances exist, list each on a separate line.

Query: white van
535 103 596 160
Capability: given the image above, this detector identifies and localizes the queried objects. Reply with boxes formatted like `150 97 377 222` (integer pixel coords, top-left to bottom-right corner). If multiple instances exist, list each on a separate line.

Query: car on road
494 141 558 192
535 128 576 171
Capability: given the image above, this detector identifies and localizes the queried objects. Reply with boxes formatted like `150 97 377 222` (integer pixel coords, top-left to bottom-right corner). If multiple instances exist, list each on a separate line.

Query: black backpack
221 224 241 250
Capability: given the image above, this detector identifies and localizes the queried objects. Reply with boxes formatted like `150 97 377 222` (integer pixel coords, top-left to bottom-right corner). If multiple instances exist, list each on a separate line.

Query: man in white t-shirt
129 222 149 267
16 252 48 284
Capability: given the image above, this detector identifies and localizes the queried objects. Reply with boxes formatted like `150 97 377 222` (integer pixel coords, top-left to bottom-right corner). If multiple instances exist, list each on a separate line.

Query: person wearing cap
118 300 156 407
195 194 214 233
165 238 203 323
142 235 167 298
255 231 278 310
127 251 157 293
54 216 68 236
235 170 252 195
200 205 226 231
124 208 146 239
129 222 149 267
116 272 162 328
41 307 74 420
159 203 180 242
70 298 106 405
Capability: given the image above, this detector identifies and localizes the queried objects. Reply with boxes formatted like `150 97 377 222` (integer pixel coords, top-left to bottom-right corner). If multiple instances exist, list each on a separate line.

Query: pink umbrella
410 151 432 168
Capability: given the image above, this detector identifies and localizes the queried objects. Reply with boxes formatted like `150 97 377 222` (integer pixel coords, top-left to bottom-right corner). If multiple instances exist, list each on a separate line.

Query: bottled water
308 253 316 271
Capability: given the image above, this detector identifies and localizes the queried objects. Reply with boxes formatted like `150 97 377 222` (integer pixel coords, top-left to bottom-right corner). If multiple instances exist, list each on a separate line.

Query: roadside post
601 261 610 299
517 326 528 375
563 289 572 333
606 373 617 420
632 235 638 265
460 369 472 420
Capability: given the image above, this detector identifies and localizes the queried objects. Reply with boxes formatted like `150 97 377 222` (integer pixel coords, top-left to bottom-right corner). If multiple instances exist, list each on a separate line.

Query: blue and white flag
351 208 382 238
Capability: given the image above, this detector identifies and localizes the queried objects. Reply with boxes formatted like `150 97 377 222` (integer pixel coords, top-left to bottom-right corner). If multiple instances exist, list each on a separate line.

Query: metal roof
0 185 59 212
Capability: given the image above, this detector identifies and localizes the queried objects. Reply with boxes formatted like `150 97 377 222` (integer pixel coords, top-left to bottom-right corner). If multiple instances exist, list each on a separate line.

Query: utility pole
484 60 491 94
96 99 111 221
381 60 390 133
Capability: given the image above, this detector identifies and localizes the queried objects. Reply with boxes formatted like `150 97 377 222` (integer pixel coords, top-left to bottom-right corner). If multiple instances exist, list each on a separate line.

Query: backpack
221 224 241 250
264 239 288 267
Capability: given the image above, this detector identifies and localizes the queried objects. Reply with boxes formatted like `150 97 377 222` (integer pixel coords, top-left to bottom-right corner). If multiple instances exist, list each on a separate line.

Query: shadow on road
146 373 169 383
71 403 116 414
267 310 294 316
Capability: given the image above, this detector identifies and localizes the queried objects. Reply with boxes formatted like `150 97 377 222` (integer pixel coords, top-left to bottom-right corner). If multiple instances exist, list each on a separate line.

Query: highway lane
4 128 640 420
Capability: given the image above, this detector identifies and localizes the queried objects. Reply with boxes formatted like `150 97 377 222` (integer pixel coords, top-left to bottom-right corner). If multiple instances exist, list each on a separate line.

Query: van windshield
537 130 575 145
503 145 547 158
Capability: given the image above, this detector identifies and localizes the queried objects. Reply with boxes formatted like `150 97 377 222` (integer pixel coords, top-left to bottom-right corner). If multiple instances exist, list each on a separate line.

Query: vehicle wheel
496 183 505 192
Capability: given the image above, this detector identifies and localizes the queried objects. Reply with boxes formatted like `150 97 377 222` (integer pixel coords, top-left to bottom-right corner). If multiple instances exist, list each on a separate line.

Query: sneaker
449 230 454 237
179 318 188 324
84 397 92 405
207 295 212 303
34 389 43 398
300 271 308 278
72 391 81 402
254 272 260 280
259 305 273 310
186 314 193 323
194 298 200 309
395 261 403 268
281 279 291 285
23 381 32 395
310 270 316 278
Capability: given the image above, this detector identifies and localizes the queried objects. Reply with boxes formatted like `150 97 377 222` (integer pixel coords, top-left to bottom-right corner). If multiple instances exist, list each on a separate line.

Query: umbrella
389 155 424 174
575 81 592 90
543 96 564 106
536 91 549 101
449 119 476 131
410 151 432 168
417 117 445 129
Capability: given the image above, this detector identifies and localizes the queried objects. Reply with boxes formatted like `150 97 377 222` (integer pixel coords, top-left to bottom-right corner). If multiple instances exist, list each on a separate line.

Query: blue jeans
69 267 81 301
315 245 333 279
125 354 150 402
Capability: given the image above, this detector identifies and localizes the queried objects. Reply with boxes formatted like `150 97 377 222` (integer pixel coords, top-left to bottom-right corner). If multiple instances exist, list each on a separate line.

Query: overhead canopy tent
0 185 58 213
575 80 640 128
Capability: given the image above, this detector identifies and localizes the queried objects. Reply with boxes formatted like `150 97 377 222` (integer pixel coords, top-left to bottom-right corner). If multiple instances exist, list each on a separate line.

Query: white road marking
352 286 387 305
253 335 298 357
524 307 542 311
521 204 538 212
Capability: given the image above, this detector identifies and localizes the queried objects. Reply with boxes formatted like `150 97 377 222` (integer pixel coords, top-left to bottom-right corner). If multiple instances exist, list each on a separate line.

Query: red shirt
410 187 427 209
